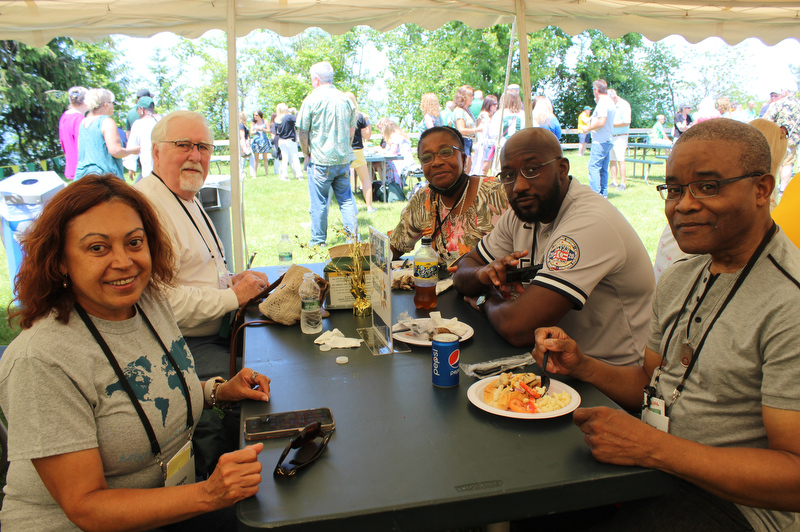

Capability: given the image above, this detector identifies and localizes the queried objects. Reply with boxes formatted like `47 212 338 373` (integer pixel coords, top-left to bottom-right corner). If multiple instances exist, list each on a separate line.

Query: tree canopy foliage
0 38 127 167
0 27 771 170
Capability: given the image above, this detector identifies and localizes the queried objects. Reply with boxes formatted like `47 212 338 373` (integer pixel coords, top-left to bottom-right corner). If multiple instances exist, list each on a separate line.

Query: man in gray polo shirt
534 118 800 530
297 61 358 246
452 128 654 366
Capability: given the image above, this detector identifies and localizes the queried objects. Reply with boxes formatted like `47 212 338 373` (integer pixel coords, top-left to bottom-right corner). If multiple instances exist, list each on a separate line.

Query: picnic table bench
626 142 670 184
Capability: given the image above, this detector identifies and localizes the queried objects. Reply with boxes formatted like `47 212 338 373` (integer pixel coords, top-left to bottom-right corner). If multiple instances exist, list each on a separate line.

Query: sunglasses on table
273 421 333 477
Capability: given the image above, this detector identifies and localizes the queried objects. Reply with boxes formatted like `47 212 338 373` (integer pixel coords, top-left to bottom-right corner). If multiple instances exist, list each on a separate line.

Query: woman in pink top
58 86 89 180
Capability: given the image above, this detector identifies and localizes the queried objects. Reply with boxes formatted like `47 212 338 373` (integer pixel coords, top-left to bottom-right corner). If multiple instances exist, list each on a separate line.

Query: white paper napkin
315 329 363 349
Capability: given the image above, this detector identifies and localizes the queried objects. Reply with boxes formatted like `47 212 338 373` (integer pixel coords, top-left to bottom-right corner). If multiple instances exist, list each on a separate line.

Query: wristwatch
476 294 487 312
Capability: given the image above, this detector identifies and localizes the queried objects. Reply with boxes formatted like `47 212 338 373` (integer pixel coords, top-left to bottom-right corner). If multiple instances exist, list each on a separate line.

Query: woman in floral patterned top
389 127 508 266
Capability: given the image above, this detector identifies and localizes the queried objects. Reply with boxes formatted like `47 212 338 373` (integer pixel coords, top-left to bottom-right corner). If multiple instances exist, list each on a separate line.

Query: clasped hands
232 270 270 306
203 368 271 508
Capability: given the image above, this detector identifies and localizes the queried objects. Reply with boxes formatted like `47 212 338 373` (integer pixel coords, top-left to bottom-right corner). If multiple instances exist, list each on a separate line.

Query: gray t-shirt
646 230 800 532
0 291 203 531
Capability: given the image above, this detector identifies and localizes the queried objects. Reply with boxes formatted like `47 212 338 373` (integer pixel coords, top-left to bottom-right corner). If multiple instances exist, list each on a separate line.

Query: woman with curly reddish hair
0 174 271 531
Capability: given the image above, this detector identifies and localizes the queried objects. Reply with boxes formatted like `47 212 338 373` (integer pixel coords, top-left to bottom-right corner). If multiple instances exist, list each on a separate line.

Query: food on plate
483 372 571 414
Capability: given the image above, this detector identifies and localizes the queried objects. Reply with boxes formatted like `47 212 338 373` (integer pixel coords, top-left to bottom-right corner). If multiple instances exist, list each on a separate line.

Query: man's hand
231 271 269 306
533 326 592 380
477 250 529 294
573 407 660 468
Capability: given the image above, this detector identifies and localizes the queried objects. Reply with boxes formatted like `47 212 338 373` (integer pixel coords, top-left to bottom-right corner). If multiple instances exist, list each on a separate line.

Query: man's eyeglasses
160 140 215 155
655 173 763 201
496 158 559 185
419 146 461 166
273 421 333 477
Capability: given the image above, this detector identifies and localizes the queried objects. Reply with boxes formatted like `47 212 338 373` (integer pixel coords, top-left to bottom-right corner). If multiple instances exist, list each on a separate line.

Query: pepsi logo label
448 349 460 367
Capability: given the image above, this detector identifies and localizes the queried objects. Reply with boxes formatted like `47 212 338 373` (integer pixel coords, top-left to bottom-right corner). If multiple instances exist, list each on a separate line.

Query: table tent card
358 227 410 354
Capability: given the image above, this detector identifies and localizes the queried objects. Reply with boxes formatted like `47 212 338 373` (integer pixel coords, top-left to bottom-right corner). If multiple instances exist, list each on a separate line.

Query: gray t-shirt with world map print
0 290 203 531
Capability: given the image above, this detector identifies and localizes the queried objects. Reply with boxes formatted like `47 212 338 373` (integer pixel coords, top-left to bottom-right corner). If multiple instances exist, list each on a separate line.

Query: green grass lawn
0 150 669 344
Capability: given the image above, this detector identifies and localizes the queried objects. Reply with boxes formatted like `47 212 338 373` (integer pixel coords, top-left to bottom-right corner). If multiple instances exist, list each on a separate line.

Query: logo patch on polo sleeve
546 236 580 270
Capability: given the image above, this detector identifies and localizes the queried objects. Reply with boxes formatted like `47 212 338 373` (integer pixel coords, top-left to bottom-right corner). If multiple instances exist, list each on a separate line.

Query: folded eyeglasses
273 421 333 477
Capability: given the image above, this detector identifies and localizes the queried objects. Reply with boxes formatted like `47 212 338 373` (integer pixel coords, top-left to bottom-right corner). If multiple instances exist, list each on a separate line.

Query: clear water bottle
299 272 322 334
278 234 293 276
414 236 439 309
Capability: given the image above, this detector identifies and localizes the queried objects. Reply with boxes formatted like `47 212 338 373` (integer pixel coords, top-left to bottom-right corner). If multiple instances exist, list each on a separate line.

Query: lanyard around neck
654 222 777 412
75 303 194 462
152 173 226 267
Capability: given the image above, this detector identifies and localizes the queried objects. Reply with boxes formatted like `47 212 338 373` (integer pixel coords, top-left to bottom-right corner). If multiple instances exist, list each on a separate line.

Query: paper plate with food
467 371 581 419
392 311 474 346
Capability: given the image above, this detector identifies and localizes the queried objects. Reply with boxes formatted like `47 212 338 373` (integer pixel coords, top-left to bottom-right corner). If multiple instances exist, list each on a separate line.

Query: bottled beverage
414 236 439 309
299 272 322 334
278 234 293 276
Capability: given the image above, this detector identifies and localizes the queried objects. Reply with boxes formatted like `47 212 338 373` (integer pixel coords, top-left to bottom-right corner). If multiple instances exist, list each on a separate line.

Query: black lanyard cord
656 223 777 413
75 303 194 461
152 173 226 266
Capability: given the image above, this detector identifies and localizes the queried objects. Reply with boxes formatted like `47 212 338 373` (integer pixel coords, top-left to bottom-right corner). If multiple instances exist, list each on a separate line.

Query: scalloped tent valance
1 0 799 47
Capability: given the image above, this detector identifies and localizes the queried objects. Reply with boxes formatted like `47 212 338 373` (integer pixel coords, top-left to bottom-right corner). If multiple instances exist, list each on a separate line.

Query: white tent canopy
1 0 797 269
3 0 800 47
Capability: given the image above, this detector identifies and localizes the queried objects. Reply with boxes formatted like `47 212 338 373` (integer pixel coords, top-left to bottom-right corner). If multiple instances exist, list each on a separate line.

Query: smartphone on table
244 407 335 440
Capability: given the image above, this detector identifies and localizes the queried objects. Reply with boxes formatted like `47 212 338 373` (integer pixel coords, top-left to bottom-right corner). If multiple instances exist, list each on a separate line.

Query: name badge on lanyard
165 438 195 487
641 388 670 433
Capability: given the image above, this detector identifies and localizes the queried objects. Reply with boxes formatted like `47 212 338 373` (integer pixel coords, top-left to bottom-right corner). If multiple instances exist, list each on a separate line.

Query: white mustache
181 162 204 172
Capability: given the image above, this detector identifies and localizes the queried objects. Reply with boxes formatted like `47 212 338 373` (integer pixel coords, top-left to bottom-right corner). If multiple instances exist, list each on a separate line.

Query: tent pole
227 0 244 273
490 19 517 176
515 0 532 129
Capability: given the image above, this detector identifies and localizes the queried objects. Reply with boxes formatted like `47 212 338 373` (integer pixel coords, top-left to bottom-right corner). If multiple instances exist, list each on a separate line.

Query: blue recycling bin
0 171 66 284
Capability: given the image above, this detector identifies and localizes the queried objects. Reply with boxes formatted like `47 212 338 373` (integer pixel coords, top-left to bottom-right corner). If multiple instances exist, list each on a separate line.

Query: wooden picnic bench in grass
625 157 663 184
626 142 671 184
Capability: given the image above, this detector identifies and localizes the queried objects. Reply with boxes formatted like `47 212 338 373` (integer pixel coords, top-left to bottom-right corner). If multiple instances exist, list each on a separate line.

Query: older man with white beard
136 110 269 381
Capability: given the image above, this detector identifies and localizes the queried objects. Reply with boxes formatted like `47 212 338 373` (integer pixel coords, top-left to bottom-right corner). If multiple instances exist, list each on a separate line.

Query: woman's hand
217 368 271 403
201 443 263 510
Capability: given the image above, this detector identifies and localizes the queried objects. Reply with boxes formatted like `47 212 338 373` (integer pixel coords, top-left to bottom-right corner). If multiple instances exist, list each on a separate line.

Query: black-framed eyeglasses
159 140 215 156
655 173 763 201
419 146 461 165
496 158 559 185
273 421 333 477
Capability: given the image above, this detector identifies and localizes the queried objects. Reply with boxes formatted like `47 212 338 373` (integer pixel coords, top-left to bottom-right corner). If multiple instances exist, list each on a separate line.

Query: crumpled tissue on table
435 278 453 295
314 329 363 349
396 310 470 341
461 352 536 379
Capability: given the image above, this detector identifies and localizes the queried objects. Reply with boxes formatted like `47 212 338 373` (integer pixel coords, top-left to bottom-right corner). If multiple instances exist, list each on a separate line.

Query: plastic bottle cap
336 356 349 364
319 344 332 352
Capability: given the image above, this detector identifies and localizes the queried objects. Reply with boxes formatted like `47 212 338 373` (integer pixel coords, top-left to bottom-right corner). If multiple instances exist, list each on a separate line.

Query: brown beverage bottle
414 236 438 309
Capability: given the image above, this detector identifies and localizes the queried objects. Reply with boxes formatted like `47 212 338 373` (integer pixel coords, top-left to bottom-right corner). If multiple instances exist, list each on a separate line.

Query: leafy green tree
176 33 230 139
242 28 374 117
174 28 373 140
148 47 185 114
0 38 127 168
673 44 758 111
376 23 574 129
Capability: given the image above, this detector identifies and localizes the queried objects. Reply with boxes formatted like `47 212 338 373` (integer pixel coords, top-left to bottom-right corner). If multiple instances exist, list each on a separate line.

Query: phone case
243 408 335 440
